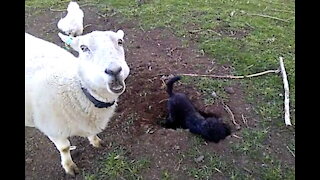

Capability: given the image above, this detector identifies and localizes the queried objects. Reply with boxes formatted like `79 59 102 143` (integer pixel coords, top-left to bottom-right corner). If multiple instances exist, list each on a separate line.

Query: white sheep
57 1 84 36
25 30 130 176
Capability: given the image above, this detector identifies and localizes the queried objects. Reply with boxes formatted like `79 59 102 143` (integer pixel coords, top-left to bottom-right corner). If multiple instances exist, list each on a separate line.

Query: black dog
164 76 231 143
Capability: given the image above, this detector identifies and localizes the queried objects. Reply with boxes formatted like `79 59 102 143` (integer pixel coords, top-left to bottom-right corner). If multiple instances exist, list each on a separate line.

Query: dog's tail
166 76 181 97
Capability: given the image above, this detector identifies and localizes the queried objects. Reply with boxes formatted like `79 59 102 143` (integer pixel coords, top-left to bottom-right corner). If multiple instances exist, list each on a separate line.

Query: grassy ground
25 0 295 179
96 0 295 120
83 146 151 180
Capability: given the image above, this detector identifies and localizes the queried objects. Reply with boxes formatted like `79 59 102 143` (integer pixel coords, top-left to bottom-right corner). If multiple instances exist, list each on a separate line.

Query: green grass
84 147 150 180
186 148 292 180
260 154 295 180
229 127 295 179
181 76 232 105
25 0 70 9
185 136 251 179
231 128 268 157
97 0 295 125
186 150 250 180
161 170 173 180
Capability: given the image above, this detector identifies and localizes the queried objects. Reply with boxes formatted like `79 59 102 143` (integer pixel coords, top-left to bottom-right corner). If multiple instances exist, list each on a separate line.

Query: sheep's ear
58 33 80 52
116 30 124 39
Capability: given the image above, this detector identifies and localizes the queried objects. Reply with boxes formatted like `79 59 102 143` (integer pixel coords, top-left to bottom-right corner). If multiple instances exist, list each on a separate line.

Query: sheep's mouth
109 80 125 94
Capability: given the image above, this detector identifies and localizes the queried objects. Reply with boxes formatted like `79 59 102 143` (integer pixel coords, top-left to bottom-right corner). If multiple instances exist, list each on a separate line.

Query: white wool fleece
25 29 129 176
25 30 129 138
57 1 84 36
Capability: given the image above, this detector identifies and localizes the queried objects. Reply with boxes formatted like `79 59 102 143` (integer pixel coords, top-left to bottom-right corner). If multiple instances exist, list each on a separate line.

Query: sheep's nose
105 67 122 76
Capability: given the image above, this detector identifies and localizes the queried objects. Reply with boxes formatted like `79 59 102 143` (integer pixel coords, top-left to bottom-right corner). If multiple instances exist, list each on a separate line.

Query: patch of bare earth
25 6 258 180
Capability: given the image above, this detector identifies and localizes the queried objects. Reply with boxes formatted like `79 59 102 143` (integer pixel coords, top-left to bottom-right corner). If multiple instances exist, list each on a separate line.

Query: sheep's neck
81 87 115 108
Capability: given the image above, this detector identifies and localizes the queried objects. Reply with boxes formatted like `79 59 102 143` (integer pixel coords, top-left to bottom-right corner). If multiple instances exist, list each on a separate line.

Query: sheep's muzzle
109 79 125 94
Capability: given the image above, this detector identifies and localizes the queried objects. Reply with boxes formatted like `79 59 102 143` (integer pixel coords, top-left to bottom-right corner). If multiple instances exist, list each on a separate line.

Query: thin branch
279 57 292 126
158 98 169 104
174 158 183 171
96 11 107 18
269 9 295 14
189 29 222 36
160 78 167 89
241 114 249 128
286 146 295 157
243 167 253 174
248 13 290 23
79 3 98 8
49 2 98 12
188 29 202 34
214 168 223 174
232 134 243 139
221 101 241 130
49 7 65 12
139 25 146 33
245 22 255 29
179 69 280 79
206 29 222 36
83 24 92 30
261 0 295 8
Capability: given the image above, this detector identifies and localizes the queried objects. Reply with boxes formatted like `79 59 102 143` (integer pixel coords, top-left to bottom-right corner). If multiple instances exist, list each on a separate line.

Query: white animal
57 1 84 36
25 30 129 176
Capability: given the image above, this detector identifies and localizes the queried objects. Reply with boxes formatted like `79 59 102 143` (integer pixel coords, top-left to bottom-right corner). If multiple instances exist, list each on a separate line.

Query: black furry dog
164 76 231 143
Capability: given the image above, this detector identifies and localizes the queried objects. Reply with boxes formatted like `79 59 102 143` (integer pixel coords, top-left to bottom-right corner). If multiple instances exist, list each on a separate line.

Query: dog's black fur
164 76 231 143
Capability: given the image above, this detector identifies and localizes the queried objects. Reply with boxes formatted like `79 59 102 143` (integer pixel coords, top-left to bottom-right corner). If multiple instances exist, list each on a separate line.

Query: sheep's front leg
49 137 79 176
87 135 103 148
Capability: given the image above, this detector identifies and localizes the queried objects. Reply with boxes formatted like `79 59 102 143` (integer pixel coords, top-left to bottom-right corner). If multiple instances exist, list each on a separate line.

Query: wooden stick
261 0 294 7
180 69 279 79
248 13 290 23
232 134 243 139
279 57 292 126
83 24 92 30
269 9 295 14
214 168 223 174
174 158 183 171
49 2 98 12
158 98 169 104
243 167 253 174
286 146 295 157
221 101 241 130
79 3 98 8
96 12 107 18
245 22 255 29
241 114 249 128
49 7 65 12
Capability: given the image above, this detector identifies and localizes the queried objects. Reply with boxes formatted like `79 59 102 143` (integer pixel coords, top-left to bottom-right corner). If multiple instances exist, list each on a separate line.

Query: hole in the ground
158 106 231 143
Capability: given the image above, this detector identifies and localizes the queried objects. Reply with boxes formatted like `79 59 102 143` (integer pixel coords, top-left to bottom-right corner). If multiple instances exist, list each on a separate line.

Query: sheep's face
63 30 129 96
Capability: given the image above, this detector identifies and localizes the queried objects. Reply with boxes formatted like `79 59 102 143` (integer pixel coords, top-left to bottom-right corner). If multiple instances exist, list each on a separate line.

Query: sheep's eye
80 45 90 52
118 39 123 46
